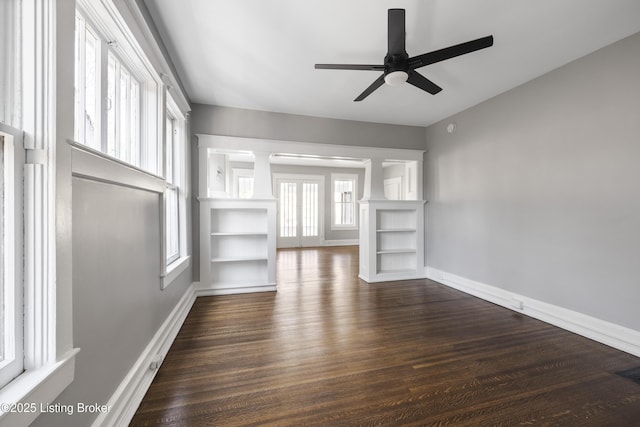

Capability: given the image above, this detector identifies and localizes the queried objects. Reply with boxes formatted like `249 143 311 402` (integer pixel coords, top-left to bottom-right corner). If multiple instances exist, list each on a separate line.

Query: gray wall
33 178 192 427
191 104 427 150
424 31 640 331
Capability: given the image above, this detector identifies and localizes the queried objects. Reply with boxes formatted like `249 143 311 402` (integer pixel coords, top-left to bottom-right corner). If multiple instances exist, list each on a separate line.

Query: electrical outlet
149 354 163 371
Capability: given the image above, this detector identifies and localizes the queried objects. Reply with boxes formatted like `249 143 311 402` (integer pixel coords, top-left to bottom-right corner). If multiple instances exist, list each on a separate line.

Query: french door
274 175 324 248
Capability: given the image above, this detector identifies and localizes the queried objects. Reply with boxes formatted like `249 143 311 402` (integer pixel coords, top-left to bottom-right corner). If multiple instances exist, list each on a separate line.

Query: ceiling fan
315 9 493 101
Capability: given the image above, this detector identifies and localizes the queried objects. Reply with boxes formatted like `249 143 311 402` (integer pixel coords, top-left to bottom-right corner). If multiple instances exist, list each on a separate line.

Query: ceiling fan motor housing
384 53 409 74
314 8 493 101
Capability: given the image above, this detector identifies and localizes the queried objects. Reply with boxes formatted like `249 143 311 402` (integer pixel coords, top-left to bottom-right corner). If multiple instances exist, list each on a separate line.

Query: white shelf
377 251 416 272
201 200 276 294
360 201 425 283
210 259 269 287
211 232 268 236
211 232 267 260
377 209 416 230
210 208 268 234
376 249 417 255
211 257 268 263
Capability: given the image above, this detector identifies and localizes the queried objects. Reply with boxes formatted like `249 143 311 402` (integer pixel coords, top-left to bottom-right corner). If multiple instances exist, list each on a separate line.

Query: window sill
68 140 165 194
0 348 79 426
162 255 191 289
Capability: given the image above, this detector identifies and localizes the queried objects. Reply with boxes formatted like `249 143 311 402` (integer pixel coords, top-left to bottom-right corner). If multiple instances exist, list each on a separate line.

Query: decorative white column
362 158 386 200
252 151 274 199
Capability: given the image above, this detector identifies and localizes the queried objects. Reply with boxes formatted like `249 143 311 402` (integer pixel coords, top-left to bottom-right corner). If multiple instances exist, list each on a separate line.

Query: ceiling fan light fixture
314 9 493 101
384 71 408 86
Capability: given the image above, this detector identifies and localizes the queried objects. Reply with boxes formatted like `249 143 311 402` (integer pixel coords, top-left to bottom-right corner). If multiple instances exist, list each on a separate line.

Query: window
0 126 23 389
332 174 358 229
163 94 188 285
74 15 100 150
165 114 179 264
232 169 254 199
74 8 161 175
0 0 20 128
0 2 79 424
107 53 141 165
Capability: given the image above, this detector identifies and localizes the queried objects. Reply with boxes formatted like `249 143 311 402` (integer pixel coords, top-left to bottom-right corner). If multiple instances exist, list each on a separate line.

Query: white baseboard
358 273 370 283
360 270 426 283
92 283 197 427
323 239 359 247
425 267 640 358
196 284 277 296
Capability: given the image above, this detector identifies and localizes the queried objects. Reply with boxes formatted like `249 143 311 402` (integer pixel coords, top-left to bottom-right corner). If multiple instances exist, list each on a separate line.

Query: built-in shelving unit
199 198 276 295
359 200 425 283
197 134 427 290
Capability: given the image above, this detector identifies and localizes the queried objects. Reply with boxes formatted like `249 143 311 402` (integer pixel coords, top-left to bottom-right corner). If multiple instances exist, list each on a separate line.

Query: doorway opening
274 174 324 248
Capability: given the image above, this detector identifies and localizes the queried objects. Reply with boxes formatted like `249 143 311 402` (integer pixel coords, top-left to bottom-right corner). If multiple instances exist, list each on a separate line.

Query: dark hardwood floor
131 246 640 426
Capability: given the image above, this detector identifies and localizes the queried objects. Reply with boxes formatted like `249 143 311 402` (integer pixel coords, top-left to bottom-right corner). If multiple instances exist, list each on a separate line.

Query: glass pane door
279 181 297 241
276 176 323 248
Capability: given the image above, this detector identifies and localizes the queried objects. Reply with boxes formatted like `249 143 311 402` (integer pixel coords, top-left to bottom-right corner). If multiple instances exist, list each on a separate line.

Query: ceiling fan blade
407 70 442 95
315 64 385 71
409 35 494 69
354 74 386 102
387 8 406 55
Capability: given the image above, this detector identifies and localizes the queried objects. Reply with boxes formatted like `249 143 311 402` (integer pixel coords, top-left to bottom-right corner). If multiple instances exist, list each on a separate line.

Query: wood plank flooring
131 246 640 426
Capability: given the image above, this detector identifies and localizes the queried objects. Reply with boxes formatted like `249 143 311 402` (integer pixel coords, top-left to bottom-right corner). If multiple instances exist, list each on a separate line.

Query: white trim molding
196 283 277 296
0 1 80 425
196 134 425 163
162 256 191 289
323 239 359 247
0 349 79 426
70 142 165 194
425 267 640 358
92 283 197 427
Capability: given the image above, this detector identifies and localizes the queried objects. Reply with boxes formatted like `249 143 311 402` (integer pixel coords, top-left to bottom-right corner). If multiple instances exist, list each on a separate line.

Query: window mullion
124 74 131 163
131 80 140 167
75 17 86 144
114 61 121 159
99 39 108 153
173 125 179 187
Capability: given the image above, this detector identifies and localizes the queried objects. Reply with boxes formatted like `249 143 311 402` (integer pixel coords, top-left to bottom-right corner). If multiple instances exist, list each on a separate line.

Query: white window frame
0 125 24 389
0 1 79 425
74 1 162 176
165 113 179 265
331 173 359 230
162 95 189 289
0 0 21 127
107 51 142 165
232 168 254 199
74 14 102 151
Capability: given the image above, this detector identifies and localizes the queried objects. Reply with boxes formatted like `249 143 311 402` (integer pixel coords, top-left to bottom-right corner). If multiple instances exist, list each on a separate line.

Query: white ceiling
145 0 640 127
